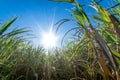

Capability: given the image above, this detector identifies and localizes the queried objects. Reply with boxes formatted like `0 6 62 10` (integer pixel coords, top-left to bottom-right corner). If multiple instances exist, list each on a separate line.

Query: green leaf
0 17 18 35
111 49 120 58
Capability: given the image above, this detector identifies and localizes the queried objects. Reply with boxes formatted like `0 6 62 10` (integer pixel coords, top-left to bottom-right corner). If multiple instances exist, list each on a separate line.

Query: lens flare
41 30 58 49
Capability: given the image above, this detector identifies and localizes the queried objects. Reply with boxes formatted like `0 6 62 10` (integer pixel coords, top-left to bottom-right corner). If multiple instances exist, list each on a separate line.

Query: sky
0 0 75 47
0 0 115 47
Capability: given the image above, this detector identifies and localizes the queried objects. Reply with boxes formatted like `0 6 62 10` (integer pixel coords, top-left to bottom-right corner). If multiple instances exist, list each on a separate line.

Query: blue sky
0 0 75 47
0 0 115 47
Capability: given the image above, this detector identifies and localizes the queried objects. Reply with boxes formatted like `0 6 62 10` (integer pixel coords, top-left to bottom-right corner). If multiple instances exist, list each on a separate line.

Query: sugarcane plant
0 17 30 79
51 0 120 80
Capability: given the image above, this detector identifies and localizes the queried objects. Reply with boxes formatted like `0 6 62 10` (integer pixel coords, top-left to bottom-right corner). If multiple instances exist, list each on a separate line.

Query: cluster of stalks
0 0 120 80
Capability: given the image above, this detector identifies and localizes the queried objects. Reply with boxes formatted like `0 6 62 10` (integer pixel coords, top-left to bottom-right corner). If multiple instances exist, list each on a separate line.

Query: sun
41 30 58 49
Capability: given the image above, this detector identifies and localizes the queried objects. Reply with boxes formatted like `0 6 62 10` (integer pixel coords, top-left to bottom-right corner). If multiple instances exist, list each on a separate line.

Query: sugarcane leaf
93 28 118 71
91 0 112 24
0 17 17 35
111 49 120 58
55 19 70 33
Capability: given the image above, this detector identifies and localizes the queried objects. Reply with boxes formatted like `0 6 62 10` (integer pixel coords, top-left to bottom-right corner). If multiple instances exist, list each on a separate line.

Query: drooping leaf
93 28 118 72
91 0 112 25
55 19 70 33
109 15 120 37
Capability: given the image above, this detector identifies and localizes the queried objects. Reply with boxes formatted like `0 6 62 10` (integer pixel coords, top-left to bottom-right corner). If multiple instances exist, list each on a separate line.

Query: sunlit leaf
0 17 17 35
